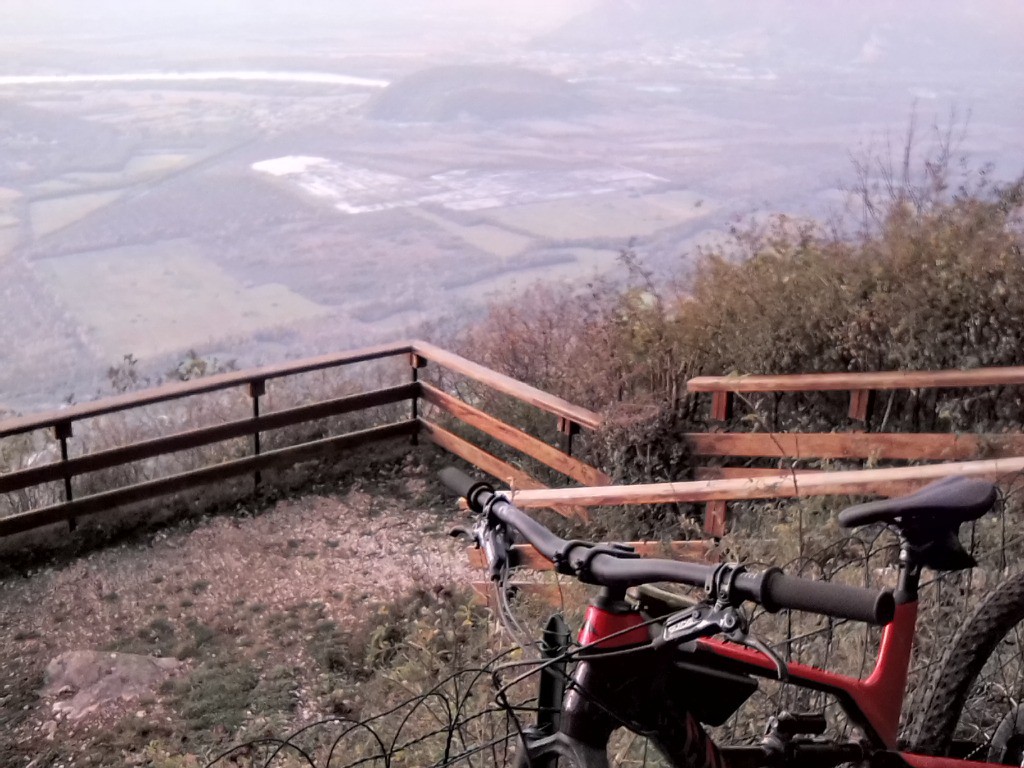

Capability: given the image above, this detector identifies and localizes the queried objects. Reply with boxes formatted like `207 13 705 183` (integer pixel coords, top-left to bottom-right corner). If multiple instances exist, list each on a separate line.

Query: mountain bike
441 468 1024 768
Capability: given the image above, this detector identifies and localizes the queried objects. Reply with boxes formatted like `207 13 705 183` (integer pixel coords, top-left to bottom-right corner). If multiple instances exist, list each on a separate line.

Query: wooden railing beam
0 421 418 538
419 418 588 520
411 341 602 430
506 456 1024 508
0 340 415 439
688 366 1024 394
683 432 1024 461
420 383 609 487
0 384 417 495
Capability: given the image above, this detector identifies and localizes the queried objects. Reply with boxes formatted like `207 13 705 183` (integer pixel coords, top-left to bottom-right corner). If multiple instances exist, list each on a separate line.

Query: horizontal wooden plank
420 383 610 487
419 418 587 520
411 340 602 430
0 420 417 538
685 432 1024 461
0 384 417 495
687 366 1024 394
694 467 822 480
467 540 716 571
506 456 1024 507
0 340 414 439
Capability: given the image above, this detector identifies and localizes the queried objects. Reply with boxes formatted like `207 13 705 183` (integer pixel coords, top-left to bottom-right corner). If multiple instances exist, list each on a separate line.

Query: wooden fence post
54 420 75 531
710 391 733 422
249 380 266 490
557 417 580 456
849 389 873 422
704 500 727 538
409 353 426 445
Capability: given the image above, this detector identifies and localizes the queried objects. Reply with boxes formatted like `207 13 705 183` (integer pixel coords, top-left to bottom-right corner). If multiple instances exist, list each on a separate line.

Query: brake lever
730 631 789 682
481 523 510 581
657 603 789 681
449 513 511 581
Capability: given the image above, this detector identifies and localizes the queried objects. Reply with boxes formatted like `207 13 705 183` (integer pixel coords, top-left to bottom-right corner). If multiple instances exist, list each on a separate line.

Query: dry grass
0 458 478 767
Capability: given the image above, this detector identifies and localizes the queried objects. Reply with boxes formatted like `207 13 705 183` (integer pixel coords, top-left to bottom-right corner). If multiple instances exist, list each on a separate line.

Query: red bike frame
694 600 918 748
576 592 1007 768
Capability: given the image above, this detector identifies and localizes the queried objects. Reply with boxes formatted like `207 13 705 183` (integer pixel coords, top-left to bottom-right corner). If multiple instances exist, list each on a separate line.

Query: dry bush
455 138 1024 493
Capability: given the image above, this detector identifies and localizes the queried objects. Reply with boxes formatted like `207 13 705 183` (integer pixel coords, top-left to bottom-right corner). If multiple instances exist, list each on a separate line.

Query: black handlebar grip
761 571 895 625
439 467 494 513
439 467 477 499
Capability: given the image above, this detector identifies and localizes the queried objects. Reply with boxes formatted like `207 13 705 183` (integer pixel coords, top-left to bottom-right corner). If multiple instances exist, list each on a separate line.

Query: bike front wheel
908 570 1024 762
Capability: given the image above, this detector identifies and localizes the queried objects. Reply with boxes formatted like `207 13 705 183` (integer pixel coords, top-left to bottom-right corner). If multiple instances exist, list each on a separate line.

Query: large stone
42 650 182 720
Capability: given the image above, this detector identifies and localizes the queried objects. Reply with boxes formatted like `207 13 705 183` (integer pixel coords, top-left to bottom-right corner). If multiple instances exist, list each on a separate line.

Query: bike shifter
657 604 789 681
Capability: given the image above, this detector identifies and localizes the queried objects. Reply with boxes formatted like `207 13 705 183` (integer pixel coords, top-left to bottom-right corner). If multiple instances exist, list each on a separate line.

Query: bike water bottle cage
838 475 997 571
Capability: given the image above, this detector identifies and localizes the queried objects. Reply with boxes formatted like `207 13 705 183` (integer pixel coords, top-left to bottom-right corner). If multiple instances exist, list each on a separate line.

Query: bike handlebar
440 467 895 626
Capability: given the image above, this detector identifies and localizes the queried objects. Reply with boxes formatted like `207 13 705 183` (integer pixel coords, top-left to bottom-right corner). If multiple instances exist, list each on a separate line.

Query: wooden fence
0 340 607 540
3 344 1024 603
686 368 1024 535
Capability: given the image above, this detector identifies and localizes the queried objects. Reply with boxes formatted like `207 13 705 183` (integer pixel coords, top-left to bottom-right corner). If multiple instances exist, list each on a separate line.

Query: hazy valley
1 0 1022 411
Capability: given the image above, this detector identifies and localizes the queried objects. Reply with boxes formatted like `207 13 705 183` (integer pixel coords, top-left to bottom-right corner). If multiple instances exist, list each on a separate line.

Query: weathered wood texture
685 432 1024 461
419 383 610 487
704 500 728 538
505 456 1024 508
687 431 1024 536
411 341 602 430
694 467 823 480
418 418 588 519
688 366 1024 393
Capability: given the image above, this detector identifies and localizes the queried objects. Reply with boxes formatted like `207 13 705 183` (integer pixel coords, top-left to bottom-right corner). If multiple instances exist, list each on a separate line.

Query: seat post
895 541 923 604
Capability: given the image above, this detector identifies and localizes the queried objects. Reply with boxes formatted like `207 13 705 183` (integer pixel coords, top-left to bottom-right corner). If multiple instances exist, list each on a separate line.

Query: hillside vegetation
457 143 1024 484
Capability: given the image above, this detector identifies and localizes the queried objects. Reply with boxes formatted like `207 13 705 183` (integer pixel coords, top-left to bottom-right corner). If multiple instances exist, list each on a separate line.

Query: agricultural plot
410 209 533 260
32 239 329 360
446 247 622 297
483 189 711 241
26 152 199 239
29 190 124 239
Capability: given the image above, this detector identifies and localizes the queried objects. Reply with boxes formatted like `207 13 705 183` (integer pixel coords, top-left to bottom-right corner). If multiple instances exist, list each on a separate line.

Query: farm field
1 1 1022 410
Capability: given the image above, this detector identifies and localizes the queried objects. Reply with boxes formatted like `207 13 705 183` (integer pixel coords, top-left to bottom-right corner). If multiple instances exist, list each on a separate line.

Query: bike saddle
838 475 998 571
838 475 997 530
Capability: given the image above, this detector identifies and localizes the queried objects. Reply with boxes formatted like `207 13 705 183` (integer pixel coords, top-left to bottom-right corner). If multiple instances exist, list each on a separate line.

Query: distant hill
369 64 594 123
536 0 1024 74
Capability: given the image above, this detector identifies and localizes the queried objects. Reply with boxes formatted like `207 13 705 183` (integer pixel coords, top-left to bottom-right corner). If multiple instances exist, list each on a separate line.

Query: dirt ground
0 471 474 767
